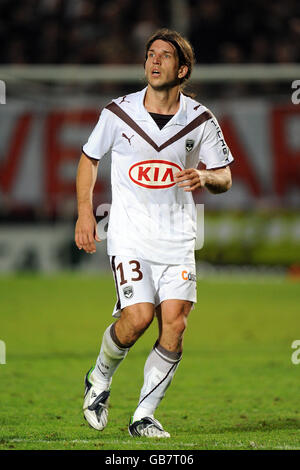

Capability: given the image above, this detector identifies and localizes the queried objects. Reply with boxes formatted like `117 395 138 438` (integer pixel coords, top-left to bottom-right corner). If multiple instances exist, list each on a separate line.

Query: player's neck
144 85 180 115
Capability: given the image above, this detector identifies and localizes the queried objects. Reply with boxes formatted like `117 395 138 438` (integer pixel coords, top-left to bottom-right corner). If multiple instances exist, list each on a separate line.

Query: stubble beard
148 75 181 92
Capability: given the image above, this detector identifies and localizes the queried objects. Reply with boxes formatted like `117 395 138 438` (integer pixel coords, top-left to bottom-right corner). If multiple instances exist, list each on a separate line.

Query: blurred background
0 0 300 277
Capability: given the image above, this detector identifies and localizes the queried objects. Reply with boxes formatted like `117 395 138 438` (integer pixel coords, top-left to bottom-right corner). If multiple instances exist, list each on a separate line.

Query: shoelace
141 423 168 437
88 390 109 411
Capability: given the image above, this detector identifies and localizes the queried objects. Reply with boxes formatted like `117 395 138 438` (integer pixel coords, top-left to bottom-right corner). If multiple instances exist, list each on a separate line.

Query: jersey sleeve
198 114 234 169
82 108 114 160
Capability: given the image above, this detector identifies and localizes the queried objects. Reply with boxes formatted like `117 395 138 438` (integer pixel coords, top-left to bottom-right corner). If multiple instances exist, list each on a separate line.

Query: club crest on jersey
185 139 194 152
129 160 182 189
123 285 134 299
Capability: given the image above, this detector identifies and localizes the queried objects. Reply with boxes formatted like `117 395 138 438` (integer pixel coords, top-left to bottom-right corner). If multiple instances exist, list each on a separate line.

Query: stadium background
0 0 300 451
0 0 300 274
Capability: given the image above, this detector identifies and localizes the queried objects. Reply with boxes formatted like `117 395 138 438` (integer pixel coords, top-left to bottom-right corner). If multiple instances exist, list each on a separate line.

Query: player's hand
75 212 101 254
174 168 207 192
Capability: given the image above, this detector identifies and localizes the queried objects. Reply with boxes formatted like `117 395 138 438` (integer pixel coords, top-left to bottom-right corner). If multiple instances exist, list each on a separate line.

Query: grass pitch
0 273 300 450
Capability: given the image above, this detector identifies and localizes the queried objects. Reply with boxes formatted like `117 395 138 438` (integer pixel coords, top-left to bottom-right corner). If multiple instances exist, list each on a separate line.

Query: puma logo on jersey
122 133 134 145
194 104 201 111
119 95 130 104
129 160 182 189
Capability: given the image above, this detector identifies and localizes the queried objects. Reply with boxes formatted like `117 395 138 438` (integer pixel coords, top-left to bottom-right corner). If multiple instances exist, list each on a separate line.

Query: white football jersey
82 87 234 264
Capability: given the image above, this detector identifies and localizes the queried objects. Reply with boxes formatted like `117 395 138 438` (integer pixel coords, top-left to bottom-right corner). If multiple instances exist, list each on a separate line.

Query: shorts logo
185 139 195 152
182 270 196 282
129 160 182 189
123 285 134 299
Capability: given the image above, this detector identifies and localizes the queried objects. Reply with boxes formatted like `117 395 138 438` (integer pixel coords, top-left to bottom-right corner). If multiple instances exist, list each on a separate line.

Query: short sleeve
82 108 114 160
198 114 234 169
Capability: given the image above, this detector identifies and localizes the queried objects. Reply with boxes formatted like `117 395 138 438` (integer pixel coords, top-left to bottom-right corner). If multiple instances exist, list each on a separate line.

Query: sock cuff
154 341 182 364
109 323 134 350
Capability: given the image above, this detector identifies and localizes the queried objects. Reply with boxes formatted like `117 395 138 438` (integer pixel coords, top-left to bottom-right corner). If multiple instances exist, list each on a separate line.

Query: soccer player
75 29 233 438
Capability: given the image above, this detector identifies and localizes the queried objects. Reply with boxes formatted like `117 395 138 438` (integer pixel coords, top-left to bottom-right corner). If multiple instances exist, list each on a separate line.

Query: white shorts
110 255 197 318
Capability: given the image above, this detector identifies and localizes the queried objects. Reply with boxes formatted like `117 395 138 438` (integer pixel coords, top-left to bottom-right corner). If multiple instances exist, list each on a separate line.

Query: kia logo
129 160 182 189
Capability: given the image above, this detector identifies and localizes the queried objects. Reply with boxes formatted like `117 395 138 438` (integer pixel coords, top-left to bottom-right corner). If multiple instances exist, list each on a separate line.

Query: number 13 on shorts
110 255 197 318
110 256 152 317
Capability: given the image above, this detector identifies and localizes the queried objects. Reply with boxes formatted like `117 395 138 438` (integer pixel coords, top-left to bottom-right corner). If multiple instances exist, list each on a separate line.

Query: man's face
144 39 187 91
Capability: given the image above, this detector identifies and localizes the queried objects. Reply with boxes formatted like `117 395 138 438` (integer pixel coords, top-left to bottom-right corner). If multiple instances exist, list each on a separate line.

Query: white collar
135 86 187 126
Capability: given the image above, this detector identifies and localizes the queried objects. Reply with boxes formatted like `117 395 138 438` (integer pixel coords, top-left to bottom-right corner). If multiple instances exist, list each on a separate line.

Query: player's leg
84 255 155 431
90 302 155 392
157 299 192 352
129 299 192 438
114 302 155 347
91 302 155 392
84 302 155 431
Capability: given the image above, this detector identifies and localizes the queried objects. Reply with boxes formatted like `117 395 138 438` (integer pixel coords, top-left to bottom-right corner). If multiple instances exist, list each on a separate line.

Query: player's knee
165 314 187 338
173 315 187 337
131 310 154 335
121 305 154 339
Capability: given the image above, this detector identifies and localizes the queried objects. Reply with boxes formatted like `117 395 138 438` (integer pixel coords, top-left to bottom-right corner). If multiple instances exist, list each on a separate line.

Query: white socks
92 324 130 390
91 326 182 421
133 342 182 422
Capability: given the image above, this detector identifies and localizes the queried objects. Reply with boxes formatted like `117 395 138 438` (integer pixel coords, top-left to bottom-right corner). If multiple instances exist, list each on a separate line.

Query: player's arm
75 153 100 254
174 165 232 193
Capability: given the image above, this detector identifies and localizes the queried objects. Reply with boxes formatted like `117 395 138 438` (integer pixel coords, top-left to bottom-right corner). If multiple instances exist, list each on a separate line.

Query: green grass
0 273 300 450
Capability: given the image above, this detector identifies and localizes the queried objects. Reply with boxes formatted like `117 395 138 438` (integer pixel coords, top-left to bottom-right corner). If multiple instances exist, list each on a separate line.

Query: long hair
144 28 195 91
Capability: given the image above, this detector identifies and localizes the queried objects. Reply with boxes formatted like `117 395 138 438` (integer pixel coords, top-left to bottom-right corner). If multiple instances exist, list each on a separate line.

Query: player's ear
178 65 188 80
